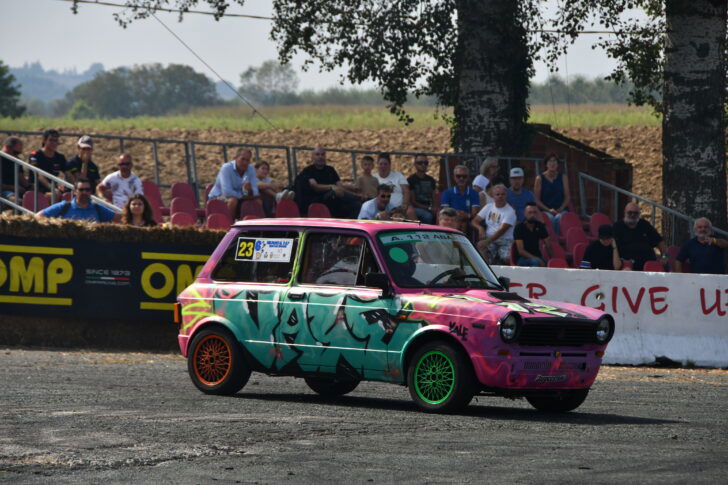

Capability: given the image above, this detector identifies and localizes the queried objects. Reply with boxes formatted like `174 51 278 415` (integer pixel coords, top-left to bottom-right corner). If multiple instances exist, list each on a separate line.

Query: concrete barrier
493 265 728 367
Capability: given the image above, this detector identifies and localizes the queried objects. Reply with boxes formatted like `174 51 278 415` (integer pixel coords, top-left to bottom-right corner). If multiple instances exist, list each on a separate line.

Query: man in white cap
67 135 101 190
506 167 535 222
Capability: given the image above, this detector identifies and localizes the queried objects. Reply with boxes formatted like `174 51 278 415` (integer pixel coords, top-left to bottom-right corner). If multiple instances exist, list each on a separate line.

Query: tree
65 63 220 117
0 60 26 118
239 60 299 105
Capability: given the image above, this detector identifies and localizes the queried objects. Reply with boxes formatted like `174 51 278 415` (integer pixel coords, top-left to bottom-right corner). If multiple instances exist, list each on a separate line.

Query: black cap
598 224 613 239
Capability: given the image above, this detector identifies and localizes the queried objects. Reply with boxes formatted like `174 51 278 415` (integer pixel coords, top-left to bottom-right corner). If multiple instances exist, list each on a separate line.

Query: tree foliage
65 63 220 117
238 60 299 105
0 60 26 118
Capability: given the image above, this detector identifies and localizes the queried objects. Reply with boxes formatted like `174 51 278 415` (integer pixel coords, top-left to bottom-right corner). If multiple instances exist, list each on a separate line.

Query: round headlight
595 317 613 343
499 313 520 342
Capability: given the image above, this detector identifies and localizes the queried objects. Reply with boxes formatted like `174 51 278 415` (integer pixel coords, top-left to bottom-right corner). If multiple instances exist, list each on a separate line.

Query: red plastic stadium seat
205 198 228 218
275 199 300 218
572 242 588 269
204 183 214 203
206 212 231 229
667 245 681 272
540 211 558 241
142 180 168 219
547 258 569 268
621 259 634 270
558 212 582 243
566 226 589 263
243 215 260 220
588 212 612 240
307 202 332 218
171 182 197 203
22 191 50 212
643 260 665 272
170 212 196 227
62 192 73 202
170 197 197 220
509 243 517 266
540 239 566 261
239 200 265 219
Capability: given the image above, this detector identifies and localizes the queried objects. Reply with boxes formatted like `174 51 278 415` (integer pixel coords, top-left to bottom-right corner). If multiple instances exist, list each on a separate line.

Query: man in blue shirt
440 165 480 231
506 167 536 222
39 178 116 223
208 148 260 221
676 217 727 274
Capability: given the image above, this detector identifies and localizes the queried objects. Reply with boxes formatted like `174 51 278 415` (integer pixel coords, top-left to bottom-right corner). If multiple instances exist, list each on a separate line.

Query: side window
301 233 378 287
212 230 299 283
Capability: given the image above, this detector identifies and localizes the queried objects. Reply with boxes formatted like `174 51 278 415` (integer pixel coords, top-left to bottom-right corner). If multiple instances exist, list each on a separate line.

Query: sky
2 0 623 91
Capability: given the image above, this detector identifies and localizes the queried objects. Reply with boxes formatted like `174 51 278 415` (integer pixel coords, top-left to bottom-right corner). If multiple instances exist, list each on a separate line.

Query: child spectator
256 160 293 216
121 194 157 227
353 155 379 200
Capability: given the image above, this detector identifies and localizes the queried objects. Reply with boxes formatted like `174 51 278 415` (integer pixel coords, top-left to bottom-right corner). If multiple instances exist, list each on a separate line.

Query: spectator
373 152 416 219
534 153 570 234
208 148 260 221
390 205 408 221
38 178 115 223
256 161 294 216
513 202 551 266
613 202 668 271
352 155 379 200
28 129 68 198
407 153 437 224
66 135 101 190
473 157 499 193
438 207 460 230
582 224 622 270
1 136 30 203
440 164 480 231
471 184 516 264
97 153 143 208
506 167 536 222
293 146 360 218
121 194 157 227
675 218 727 274
358 184 395 220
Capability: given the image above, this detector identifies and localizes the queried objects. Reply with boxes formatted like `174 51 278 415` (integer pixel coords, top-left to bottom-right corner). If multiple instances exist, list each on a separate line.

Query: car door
277 230 398 381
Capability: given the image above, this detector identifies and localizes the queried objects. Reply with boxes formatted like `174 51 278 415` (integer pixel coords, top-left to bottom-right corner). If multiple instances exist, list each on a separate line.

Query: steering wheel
428 268 464 285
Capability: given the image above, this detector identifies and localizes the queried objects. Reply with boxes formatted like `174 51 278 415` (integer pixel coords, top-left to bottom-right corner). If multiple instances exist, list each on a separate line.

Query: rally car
176 219 614 413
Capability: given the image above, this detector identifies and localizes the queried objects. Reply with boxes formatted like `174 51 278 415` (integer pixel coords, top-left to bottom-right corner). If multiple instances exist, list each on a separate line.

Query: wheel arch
400 329 476 383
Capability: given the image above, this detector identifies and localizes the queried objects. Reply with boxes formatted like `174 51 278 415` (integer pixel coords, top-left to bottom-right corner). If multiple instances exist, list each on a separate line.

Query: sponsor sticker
534 374 567 383
235 237 293 262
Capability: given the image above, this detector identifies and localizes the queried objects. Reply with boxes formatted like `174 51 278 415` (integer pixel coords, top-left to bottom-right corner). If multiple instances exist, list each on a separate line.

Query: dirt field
38 126 668 205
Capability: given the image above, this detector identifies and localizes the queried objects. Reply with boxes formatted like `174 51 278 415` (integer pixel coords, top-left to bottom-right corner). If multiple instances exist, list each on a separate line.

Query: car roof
232 218 460 236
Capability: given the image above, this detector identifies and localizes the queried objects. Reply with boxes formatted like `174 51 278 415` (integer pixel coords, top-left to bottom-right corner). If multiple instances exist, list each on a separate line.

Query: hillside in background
12 62 104 101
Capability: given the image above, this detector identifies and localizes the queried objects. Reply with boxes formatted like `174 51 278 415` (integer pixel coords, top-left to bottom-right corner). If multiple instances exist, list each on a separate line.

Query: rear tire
188 328 251 395
526 389 589 412
407 341 475 413
304 376 360 397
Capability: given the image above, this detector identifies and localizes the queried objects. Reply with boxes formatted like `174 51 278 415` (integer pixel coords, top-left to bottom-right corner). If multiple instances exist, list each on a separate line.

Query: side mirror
498 276 510 291
365 272 392 297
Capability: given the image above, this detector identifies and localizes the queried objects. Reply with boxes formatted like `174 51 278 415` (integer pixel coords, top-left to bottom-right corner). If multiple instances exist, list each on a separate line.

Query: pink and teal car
176 219 614 413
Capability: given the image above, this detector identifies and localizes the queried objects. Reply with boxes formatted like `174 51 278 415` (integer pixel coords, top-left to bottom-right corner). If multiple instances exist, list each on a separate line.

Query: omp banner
494 265 728 367
0 235 216 320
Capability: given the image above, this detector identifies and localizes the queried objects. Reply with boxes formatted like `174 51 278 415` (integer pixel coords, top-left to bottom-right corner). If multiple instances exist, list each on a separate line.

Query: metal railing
0 150 121 215
577 172 727 246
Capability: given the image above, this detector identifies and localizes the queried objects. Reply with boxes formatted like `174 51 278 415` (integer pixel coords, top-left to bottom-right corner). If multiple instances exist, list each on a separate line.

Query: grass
0 104 660 132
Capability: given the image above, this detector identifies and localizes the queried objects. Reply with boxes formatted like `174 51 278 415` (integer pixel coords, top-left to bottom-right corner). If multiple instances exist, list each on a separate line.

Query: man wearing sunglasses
440 164 480 231
38 178 115 222
358 184 395 220
613 202 668 271
97 153 144 207
407 154 437 224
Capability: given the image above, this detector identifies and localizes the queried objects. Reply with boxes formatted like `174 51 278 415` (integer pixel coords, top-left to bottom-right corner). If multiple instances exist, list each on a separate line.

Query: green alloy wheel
407 342 475 413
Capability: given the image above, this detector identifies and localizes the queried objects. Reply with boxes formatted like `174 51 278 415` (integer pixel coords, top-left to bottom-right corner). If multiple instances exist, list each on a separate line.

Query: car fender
180 315 239 357
398 324 472 376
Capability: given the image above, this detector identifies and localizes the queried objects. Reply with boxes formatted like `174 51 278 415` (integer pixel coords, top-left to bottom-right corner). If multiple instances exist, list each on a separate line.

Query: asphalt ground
1 348 726 484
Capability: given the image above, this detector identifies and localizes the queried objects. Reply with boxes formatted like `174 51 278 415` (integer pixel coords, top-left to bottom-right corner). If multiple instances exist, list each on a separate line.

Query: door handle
288 291 305 301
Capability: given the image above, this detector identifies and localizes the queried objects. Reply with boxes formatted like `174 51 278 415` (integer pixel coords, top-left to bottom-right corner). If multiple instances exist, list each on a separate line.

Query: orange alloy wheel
193 334 233 386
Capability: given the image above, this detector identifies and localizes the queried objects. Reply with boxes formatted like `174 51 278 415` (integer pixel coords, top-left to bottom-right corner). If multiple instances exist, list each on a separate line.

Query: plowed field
44 125 666 204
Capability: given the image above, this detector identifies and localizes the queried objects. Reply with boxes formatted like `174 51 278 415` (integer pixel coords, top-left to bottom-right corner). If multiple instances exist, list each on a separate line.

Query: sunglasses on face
455 174 468 179
379 194 392 199
119 163 131 167
76 187 92 192
416 161 429 166
627 211 639 216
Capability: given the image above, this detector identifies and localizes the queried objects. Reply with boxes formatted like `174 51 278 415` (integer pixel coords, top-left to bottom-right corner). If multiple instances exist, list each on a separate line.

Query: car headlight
499 313 520 343
595 317 614 343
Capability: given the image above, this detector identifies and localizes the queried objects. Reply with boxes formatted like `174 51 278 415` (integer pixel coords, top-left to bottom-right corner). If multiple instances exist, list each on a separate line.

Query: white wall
492 266 728 367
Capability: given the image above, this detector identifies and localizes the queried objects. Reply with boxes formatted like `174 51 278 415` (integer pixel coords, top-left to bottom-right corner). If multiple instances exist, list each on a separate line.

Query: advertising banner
493 265 728 367
0 235 216 320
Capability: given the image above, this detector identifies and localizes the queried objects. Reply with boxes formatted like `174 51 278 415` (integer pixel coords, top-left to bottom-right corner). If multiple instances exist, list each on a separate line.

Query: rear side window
300 232 380 287
212 230 299 283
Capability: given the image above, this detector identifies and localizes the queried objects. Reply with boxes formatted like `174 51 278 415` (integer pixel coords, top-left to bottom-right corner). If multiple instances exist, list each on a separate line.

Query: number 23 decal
235 238 255 260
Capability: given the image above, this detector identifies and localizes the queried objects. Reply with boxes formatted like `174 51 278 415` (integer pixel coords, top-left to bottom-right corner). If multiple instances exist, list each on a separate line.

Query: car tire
304 376 360 397
407 341 475 413
526 389 589 413
188 328 251 395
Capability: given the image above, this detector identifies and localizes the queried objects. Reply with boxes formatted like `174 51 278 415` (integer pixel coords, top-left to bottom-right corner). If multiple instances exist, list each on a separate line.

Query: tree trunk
662 0 727 235
453 0 530 164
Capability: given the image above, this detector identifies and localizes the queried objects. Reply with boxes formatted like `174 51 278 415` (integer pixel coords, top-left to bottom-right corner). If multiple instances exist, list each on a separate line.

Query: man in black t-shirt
407 154 437 224
583 224 623 270
293 146 361 218
66 135 101 190
28 129 68 196
513 203 551 266
613 202 668 271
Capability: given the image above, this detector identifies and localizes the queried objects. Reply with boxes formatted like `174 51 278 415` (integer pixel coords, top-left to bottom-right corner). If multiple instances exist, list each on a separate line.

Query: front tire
407 342 475 413
304 376 360 397
188 328 251 395
526 389 589 412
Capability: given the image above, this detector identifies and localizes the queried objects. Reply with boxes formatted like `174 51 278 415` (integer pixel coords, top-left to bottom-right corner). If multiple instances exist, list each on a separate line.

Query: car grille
518 322 595 347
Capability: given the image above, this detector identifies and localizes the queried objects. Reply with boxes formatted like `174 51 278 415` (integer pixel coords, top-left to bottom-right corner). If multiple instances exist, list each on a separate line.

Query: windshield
376 230 502 289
